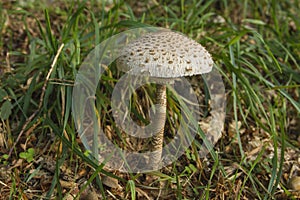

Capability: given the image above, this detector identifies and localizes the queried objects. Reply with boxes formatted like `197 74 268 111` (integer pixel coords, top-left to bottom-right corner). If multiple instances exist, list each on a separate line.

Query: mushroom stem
149 84 167 169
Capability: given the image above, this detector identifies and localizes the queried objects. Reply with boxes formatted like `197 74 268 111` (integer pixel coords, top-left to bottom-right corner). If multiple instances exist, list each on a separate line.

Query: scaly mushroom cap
117 30 213 78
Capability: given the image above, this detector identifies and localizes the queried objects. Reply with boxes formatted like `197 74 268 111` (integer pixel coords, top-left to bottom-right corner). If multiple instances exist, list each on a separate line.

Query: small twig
8 44 65 158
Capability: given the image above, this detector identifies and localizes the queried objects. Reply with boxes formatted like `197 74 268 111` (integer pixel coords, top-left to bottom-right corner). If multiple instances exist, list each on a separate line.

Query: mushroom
116 30 213 169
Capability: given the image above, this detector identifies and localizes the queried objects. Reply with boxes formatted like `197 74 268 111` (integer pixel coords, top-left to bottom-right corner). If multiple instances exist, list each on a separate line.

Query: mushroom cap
117 30 213 78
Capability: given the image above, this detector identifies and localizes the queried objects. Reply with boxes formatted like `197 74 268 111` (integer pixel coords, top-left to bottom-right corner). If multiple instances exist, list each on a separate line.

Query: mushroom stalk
149 84 167 169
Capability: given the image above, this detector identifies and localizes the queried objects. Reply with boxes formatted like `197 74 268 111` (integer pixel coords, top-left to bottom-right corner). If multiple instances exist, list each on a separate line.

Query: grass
0 0 299 199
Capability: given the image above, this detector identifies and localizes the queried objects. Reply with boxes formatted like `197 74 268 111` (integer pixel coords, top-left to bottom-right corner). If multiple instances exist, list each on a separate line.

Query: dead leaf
101 174 121 189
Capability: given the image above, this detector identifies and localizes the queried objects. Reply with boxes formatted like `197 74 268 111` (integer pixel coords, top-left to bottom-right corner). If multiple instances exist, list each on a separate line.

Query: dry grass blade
7 43 65 158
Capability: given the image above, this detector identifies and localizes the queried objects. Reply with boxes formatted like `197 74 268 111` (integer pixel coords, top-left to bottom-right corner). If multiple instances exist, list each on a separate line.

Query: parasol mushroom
116 30 213 169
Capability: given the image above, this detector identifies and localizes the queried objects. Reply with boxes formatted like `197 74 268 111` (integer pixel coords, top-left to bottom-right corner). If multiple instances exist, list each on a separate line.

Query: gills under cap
117 30 213 78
